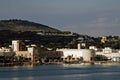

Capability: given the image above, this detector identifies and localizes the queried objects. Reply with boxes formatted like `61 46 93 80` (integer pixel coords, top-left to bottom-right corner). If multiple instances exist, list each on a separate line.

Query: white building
57 49 95 62
96 47 120 61
103 47 112 54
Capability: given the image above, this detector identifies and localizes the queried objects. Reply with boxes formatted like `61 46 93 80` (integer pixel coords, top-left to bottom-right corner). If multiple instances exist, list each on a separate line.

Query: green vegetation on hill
0 30 78 49
0 19 120 50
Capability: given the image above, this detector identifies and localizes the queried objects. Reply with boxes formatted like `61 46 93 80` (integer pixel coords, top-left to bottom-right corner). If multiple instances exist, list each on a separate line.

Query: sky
0 0 120 37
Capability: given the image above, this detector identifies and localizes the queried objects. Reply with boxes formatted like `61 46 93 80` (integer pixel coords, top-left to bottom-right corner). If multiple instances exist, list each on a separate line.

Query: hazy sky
0 0 120 37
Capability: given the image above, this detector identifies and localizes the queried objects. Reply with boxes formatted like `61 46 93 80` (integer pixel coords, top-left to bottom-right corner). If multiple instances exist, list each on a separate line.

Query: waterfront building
95 47 120 61
57 49 95 62
27 47 39 62
39 51 63 63
57 43 95 62
12 40 39 62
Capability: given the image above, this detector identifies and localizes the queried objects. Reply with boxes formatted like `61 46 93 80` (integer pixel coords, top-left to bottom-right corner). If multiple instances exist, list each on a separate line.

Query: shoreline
0 61 120 67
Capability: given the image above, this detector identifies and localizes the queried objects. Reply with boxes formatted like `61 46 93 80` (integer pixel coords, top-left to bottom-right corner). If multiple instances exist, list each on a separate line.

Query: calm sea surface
0 63 120 80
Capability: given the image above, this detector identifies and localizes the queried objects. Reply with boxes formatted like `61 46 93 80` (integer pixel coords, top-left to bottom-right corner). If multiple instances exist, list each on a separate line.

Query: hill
0 19 60 32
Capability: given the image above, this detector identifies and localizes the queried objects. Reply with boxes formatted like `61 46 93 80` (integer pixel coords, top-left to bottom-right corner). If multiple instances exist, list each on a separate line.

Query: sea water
0 64 120 80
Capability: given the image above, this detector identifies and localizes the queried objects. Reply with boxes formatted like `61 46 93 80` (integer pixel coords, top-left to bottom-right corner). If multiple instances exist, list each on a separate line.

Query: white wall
57 49 94 61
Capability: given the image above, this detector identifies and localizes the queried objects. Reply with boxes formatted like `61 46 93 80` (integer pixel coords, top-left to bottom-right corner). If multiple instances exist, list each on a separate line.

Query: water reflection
0 64 120 80
11 77 34 80
13 64 34 70
62 63 92 68
12 77 19 80
95 62 120 67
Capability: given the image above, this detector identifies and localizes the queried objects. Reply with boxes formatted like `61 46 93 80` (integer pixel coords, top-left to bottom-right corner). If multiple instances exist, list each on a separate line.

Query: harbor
0 40 120 67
